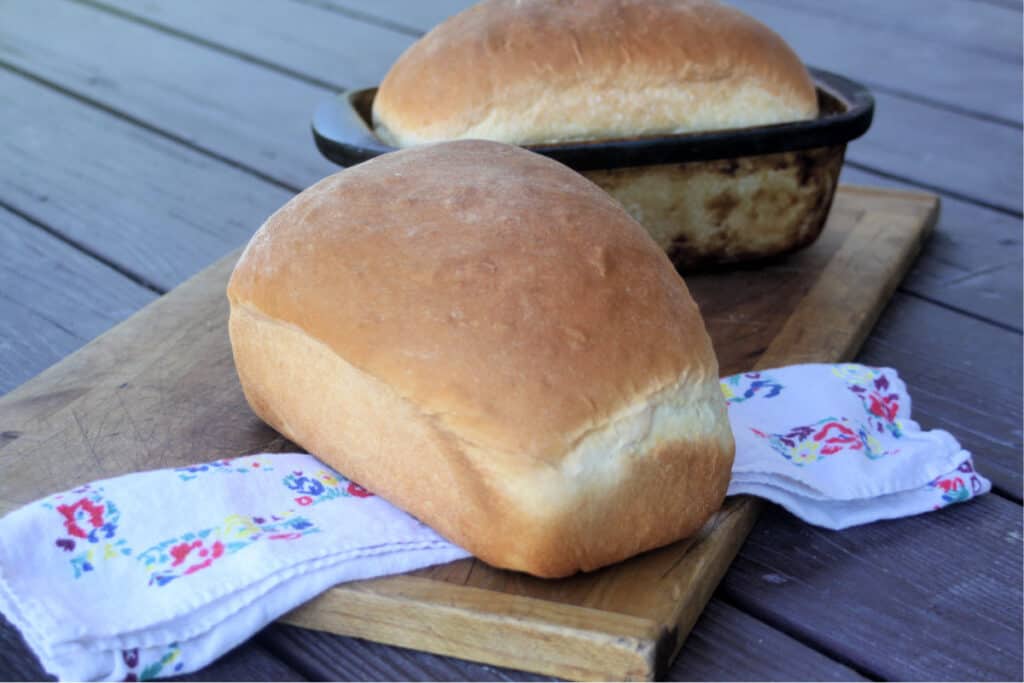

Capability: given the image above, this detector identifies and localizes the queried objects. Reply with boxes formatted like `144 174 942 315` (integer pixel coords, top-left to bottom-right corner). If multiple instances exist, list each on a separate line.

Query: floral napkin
0 364 989 680
722 364 989 527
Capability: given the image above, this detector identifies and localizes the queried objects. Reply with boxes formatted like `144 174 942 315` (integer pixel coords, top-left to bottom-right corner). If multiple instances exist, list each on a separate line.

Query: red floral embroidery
936 477 964 494
346 482 373 498
930 474 971 505
868 393 899 422
295 495 314 506
57 498 105 539
143 515 317 586
169 539 225 575
813 421 860 455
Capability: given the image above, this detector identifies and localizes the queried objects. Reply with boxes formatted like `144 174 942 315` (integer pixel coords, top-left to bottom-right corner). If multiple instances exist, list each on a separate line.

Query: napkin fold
0 364 989 681
723 364 989 527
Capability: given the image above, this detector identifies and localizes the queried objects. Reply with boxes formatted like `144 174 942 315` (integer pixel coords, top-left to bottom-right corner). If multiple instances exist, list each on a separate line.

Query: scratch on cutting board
115 389 150 461
71 409 103 470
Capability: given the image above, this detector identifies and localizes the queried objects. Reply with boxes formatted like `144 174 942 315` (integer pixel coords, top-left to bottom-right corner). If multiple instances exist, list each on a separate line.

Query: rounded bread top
228 140 720 460
373 0 819 146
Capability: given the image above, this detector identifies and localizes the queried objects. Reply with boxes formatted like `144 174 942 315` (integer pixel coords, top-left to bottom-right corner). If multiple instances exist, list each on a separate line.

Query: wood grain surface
0 207 156 393
0 186 937 680
0 0 348 190
722 493 1023 681
0 67 292 291
842 167 1021 331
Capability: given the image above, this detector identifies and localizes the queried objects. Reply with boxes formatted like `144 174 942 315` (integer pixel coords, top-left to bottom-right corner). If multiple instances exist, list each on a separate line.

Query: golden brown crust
228 304 733 578
227 140 735 576
373 0 818 146
229 141 714 462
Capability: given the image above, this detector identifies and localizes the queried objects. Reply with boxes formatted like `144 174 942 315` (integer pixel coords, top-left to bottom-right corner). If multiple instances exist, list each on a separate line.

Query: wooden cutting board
0 185 937 680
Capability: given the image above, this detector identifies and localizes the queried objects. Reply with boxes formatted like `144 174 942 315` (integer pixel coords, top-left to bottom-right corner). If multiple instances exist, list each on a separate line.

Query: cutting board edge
282 573 666 681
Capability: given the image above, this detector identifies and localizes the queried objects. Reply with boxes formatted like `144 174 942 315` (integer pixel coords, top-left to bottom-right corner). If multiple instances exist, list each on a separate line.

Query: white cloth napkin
0 364 989 681
723 364 989 527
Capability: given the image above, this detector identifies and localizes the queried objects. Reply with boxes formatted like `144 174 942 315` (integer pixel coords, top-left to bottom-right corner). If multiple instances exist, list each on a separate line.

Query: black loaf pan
311 68 874 268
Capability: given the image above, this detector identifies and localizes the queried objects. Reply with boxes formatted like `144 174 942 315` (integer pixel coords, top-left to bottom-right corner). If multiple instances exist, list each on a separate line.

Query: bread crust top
227 140 720 463
373 0 818 146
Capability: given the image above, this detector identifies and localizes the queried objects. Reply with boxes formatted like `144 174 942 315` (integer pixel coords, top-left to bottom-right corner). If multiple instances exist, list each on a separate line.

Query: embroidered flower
813 421 859 455
835 365 903 437
47 488 131 578
141 514 319 586
285 472 326 496
753 416 896 464
721 372 783 405
57 498 107 539
169 539 225 575
868 392 898 422
282 469 373 504
790 439 822 465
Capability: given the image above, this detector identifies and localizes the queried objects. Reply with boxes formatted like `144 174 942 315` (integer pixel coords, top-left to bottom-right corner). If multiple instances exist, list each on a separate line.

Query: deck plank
310 0 470 33
759 0 1022 61
668 601 867 681
0 616 50 681
842 167 1022 331
174 640 307 682
730 0 1022 123
844 91 1021 213
972 0 1022 12
89 0 411 88
721 493 1023 681
0 68 292 291
0 207 156 394
0 0 338 190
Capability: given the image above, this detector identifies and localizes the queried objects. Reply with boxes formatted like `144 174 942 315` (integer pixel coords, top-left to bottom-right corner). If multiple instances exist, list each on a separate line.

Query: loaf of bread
373 0 818 147
227 140 734 577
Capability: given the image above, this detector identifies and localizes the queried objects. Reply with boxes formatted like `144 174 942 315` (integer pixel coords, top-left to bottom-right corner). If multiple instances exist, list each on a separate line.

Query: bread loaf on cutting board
227 140 734 577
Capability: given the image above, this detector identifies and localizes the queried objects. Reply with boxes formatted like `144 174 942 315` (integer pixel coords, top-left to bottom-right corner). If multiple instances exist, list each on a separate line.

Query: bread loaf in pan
227 140 735 578
352 0 868 268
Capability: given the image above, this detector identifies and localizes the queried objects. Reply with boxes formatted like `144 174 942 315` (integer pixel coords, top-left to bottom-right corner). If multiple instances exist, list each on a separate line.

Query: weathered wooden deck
0 0 1021 680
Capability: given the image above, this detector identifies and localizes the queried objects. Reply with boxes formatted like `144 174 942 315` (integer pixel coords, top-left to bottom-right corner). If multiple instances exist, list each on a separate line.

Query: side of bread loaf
227 140 734 577
373 0 818 146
